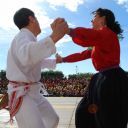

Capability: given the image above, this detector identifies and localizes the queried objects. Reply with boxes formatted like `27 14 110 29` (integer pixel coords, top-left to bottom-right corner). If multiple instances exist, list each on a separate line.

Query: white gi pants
14 83 59 128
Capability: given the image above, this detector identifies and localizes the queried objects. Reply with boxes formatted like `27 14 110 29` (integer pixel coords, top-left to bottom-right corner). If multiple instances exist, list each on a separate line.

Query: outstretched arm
56 49 92 63
68 27 107 47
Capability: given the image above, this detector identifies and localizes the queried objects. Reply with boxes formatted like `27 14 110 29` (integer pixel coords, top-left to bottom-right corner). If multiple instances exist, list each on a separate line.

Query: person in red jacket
56 8 128 128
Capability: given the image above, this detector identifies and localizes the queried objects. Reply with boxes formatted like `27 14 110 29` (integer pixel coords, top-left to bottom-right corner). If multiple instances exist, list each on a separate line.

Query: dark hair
13 8 35 29
93 8 123 38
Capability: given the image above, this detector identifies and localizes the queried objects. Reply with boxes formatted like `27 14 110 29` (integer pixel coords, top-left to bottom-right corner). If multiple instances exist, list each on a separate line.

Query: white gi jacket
6 28 56 82
6 28 57 120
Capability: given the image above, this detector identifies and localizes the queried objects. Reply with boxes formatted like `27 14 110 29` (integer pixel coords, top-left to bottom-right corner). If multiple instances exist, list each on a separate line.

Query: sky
0 0 128 76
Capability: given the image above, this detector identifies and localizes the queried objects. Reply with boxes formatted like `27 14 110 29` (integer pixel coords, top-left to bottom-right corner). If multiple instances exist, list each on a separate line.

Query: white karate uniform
6 28 59 128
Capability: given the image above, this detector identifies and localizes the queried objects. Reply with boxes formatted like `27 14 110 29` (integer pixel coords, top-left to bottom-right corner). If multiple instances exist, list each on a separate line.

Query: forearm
50 33 61 43
63 50 91 63
41 59 56 69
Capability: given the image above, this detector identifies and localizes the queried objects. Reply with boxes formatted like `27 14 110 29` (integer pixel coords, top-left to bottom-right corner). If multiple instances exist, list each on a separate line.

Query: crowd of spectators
0 76 90 97
0 78 8 94
40 77 90 97
0 71 128 97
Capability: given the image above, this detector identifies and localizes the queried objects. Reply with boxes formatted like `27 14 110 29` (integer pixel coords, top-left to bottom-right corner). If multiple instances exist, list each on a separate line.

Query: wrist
50 33 59 43
62 58 65 63
67 28 72 35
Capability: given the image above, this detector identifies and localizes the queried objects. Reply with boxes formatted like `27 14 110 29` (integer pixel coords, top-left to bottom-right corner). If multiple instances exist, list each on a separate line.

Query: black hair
13 8 35 29
92 8 123 38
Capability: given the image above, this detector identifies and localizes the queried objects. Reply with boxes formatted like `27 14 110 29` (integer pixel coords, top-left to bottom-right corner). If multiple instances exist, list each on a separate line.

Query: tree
41 70 64 79
68 73 93 79
0 70 6 80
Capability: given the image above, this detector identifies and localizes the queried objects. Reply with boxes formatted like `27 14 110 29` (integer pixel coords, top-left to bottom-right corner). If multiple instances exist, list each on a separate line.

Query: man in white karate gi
6 8 68 128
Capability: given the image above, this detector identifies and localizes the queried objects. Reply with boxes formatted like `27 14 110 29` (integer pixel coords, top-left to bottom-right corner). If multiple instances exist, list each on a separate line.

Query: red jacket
63 27 120 71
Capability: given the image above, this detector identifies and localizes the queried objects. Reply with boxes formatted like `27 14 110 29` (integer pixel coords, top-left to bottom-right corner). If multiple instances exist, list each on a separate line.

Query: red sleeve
63 50 91 63
69 27 107 47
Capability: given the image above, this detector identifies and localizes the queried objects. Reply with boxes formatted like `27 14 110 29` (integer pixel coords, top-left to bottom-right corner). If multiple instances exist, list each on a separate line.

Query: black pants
75 67 128 128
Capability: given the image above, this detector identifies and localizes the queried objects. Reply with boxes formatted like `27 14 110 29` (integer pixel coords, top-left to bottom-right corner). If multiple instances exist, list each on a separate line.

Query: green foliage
41 70 64 79
0 70 6 80
68 73 93 79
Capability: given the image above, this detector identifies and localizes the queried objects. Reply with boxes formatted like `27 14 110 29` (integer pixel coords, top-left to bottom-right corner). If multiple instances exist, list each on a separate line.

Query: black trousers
75 67 128 128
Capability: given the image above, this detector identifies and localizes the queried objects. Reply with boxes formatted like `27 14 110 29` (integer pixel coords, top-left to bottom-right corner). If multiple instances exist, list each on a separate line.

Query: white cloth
6 28 56 82
16 95 59 128
10 82 58 128
6 28 59 128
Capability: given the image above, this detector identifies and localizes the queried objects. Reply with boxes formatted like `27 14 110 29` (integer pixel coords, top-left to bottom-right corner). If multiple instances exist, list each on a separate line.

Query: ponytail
107 21 123 39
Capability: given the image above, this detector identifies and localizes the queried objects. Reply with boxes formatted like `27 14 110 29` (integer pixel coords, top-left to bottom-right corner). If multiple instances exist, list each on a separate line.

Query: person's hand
51 18 65 30
55 53 63 63
50 18 69 43
51 18 70 34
